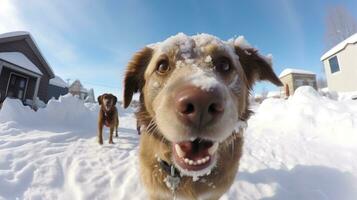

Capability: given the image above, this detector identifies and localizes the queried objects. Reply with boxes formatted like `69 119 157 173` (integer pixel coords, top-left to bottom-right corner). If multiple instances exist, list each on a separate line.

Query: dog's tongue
176 139 213 160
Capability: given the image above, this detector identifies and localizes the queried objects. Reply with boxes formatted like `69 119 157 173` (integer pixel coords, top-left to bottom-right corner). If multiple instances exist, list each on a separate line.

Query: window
295 79 304 87
328 56 340 73
6 73 28 101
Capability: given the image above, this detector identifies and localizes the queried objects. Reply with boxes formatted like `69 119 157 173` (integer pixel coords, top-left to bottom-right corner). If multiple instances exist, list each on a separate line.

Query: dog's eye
215 57 231 73
156 60 170 75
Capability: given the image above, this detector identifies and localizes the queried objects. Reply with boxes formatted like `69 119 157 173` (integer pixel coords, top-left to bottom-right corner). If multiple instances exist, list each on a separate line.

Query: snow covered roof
0 31 30 39
320 33 357 61
267 91 281 98
254 93 263 98
0 52 43 75
49 76 68 88
0 31 55 78
279 68 315 78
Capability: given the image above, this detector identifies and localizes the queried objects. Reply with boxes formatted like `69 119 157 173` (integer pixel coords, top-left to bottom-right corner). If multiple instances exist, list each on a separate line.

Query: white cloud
0 0 79 63
0 0 26 32
0 0 125 95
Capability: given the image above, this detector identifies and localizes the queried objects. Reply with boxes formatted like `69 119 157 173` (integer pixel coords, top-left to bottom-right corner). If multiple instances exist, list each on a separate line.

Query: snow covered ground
0 86 357 200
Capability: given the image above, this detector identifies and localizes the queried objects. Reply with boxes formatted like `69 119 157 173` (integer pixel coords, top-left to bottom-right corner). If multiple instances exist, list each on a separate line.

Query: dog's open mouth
172 138 218 172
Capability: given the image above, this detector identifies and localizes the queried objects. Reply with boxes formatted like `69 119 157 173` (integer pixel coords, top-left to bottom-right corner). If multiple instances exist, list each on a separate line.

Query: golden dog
123 33 282 199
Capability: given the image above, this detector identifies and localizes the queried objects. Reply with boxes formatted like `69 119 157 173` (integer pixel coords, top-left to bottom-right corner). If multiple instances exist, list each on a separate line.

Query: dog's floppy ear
123 47 153 108
113 95 117 106
97 95 103 105
235 46 282 88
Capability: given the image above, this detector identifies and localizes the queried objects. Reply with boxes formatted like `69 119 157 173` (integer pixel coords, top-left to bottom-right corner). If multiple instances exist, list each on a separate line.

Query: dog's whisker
231 136 235 158
146 118 159 135
147 124 156 135
146 119 155 132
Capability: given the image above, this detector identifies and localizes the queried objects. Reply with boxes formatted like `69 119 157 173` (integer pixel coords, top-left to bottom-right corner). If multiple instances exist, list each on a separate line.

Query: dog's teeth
204 156 210 162
197 160 202 164
184 158 190 164
208 143 219 155
175 144 185 158
188 160 194 165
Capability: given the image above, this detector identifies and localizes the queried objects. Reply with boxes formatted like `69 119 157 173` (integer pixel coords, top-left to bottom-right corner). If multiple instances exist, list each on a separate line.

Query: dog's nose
175 86 224 128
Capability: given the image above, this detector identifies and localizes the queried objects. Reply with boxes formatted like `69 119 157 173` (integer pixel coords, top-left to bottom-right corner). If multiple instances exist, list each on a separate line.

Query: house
48 75 69 100
254 93 264 103
279 68 317 97
68 79 95 101
85 88 96 103
320 33 357 92
267 91 281 99
0 31 55 106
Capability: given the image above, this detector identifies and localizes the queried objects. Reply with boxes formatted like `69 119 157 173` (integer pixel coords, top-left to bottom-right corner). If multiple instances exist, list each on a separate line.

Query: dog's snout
175 86 224 128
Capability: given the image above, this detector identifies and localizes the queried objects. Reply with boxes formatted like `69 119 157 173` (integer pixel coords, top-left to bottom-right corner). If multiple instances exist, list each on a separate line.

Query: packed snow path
1 87 357 200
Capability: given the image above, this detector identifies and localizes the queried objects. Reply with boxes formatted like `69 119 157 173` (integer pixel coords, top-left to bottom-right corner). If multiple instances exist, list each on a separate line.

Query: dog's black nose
174 85 224 128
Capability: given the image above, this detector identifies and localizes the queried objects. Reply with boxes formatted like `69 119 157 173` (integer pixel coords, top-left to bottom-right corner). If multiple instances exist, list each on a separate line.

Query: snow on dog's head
123 33 282 177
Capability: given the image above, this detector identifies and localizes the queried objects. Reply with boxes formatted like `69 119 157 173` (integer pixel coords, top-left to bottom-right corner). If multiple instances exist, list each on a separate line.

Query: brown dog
97 93 119 145
123 33 282 199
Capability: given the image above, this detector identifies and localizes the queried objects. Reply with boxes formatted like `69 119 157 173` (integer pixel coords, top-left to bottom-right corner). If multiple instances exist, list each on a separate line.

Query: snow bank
1 83 357 199
319 87 357 101
0 95 97 133
230 86 357 199
0 94 132 132
255 86 357 147
338 91 357 101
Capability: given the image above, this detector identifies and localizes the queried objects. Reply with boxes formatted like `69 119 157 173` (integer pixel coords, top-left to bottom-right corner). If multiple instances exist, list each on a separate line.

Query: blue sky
1 0 357 99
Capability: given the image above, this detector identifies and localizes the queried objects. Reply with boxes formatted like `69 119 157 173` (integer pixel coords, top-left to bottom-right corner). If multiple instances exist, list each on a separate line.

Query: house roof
49 76 69 88
279 68 315 78
267 91 280 98
254 93 263 98
69 80 83 88
0 31 55 78
320 33 357 61
0 52 43 75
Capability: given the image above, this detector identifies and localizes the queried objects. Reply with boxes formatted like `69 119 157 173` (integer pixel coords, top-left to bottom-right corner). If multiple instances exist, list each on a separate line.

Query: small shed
48 76 69 100
320 33 357 92
267 91 281 99
279 68 317 97
68 80 89 100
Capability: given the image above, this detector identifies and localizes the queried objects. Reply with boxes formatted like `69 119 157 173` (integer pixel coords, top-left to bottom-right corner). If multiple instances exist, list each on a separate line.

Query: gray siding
48 85 68 100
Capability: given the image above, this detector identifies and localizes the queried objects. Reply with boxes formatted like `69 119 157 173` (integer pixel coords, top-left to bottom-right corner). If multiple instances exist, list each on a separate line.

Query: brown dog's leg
109 127 114 144
98 125 103 145
115 117 119 137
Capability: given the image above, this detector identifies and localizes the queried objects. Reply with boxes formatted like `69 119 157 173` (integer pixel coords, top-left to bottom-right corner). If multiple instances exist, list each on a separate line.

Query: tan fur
123 37 282 199
97 93 119 145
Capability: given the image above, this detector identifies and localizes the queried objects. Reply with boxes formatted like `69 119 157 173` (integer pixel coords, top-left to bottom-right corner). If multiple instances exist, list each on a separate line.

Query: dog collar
158 159 181 196
159 159 180 178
